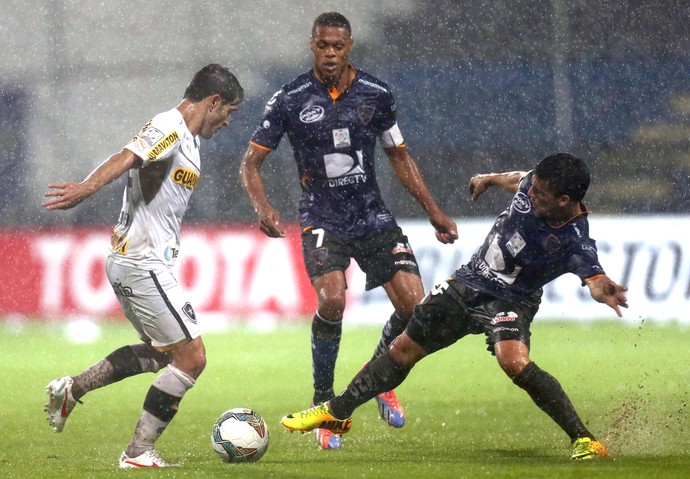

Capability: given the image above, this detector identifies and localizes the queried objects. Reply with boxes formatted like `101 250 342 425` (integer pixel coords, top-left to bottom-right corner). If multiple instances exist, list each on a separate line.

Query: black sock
330 353 411 419
512 362 593 441
311 312 342 403
371 313 408 360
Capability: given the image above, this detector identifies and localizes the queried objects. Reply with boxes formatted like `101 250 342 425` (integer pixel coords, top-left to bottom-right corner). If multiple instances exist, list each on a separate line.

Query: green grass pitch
1 318 688 478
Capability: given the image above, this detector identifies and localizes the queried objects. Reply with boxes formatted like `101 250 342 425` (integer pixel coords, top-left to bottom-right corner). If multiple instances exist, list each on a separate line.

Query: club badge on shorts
182 302 197 323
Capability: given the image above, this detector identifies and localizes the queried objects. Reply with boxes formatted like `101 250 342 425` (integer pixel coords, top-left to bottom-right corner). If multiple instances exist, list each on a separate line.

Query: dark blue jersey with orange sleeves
453 171 605 303
250 67 403 238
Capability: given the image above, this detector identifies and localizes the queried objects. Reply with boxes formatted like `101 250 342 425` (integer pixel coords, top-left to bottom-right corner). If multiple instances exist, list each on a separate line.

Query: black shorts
301 226 420 290
406 279 542 355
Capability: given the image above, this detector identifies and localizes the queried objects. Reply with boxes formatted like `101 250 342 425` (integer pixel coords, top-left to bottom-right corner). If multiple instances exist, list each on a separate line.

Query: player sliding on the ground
282 153 628 460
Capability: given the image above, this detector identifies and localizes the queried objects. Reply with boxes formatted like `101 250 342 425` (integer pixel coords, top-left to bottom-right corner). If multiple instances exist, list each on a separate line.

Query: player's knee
171 340 206 379
175 357 205 380
395 303 416 321
388 333 424 368
496 354 530 379
317 297 345 320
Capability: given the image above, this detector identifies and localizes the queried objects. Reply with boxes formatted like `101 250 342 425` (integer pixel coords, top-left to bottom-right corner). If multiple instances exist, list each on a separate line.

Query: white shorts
105 257 201 351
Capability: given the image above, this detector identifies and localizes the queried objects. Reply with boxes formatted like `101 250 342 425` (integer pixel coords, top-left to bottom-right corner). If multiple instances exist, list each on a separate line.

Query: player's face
200 101 239 140
528 175 568 221
310 25 353 84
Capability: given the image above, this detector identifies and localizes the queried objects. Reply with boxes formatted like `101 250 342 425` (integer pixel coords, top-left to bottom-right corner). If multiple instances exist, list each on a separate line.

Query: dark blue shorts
406 279 541 355
301 226 420 290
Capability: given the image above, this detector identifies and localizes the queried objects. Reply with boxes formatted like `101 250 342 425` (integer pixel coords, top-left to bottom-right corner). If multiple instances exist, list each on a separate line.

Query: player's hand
42 182 91 210
430 212 458 244
586 275 629 317
468 175 492 202
257 206 285 238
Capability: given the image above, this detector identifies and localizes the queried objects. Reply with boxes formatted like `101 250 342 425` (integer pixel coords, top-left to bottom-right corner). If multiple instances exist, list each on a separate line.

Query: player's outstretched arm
469 171 526 202
42 149 141 211
384 146 458 244
585 275 629 317
239 143 285 238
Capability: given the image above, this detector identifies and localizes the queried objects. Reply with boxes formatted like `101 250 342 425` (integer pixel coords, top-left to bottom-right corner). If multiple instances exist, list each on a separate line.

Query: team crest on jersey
172 167 199 189
544 234 561 254
182 302 197 323
512 192 531 214
300 105 325 123
357 105 376 125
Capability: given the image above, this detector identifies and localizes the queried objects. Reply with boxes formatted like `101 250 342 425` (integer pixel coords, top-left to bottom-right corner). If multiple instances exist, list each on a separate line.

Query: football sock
311 311 342 403
371 312 408 359
71 344 170 401
126 365 195 457
330 353 411 419
512 362 593 441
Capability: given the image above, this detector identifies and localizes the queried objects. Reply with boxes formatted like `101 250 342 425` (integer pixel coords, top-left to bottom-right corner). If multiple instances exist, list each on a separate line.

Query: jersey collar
311 64 356 101
547 203 590 229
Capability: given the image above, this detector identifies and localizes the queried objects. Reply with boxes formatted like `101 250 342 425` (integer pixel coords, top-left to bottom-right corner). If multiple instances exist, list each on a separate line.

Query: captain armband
378 123 405 148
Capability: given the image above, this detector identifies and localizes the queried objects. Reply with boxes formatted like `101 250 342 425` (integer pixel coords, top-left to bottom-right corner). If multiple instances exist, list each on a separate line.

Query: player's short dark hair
184 63 244 105
534 153 590 202
312 12 351 37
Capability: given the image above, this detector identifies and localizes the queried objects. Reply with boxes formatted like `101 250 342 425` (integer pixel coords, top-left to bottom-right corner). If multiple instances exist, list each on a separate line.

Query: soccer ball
211 408 269 463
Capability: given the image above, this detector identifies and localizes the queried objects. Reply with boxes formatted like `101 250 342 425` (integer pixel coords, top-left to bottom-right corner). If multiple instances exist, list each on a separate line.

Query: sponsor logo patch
111 231 129 254
332 128 351 148
299 105 325 123
512 191 531 214
146 130 180 161
164 246 179 261
111 282 133 297
392 242 413 255
506 231 526 257
491 311 518 325
172 167 199 189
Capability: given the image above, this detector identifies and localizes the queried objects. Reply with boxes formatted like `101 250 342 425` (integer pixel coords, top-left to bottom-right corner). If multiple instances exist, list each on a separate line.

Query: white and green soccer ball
211 408 269 463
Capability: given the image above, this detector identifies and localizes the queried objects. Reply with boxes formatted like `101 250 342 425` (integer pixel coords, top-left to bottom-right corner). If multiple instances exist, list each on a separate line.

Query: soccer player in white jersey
42 64 243 468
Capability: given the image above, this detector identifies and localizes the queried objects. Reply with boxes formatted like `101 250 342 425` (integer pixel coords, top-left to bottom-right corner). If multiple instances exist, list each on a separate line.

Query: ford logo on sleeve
299 105 325 123
512 192 531 213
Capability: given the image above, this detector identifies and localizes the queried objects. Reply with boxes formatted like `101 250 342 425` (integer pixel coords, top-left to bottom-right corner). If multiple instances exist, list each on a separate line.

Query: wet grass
1 318 688 478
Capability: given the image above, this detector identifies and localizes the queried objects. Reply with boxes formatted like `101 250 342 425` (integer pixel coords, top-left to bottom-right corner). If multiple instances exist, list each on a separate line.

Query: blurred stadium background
1 0 690 325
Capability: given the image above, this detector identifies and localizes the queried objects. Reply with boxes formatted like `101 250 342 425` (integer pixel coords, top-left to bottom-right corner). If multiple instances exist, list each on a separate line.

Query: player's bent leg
124 338 203 461
328 349 416 422
510 360 597 447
